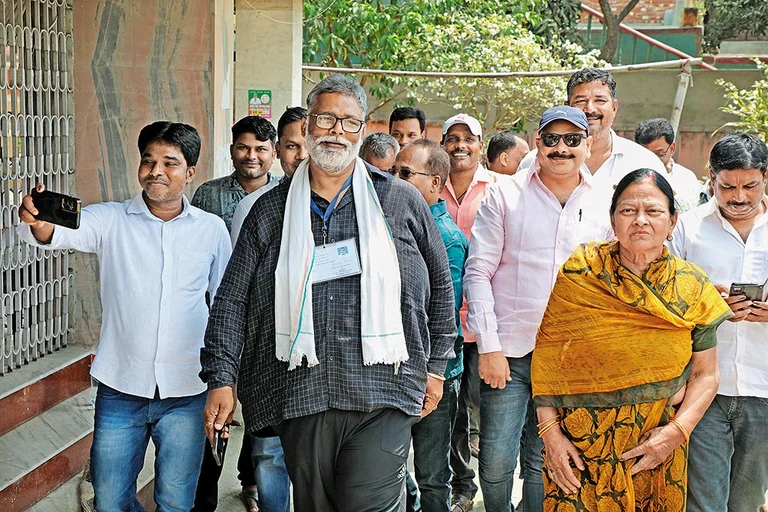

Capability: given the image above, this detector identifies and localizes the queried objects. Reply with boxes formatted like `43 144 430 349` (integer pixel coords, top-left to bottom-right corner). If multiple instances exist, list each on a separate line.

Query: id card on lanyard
310 173 362 283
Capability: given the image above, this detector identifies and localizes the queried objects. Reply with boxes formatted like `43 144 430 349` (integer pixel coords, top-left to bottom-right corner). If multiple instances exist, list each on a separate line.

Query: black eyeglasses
653 144 673 158
540 133 587 148
395 168 432 180
310 113 364 133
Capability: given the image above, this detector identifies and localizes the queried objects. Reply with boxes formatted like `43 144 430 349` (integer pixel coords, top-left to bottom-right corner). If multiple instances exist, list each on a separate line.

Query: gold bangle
669 418 690 443
538 422 559 438
536 416 559 429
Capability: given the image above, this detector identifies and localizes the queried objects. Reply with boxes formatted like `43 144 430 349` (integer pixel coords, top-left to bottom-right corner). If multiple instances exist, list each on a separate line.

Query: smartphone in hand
211 427 229 466
30 188 81 229
730 277 768 302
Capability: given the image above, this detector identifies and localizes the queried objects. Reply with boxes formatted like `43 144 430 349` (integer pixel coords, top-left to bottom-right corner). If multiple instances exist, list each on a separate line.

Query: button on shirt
668 197 768 399
464 161 613 358
16 194 232 398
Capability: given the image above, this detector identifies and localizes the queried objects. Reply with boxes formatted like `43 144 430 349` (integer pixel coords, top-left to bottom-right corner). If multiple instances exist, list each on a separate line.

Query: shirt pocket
175 252 211 293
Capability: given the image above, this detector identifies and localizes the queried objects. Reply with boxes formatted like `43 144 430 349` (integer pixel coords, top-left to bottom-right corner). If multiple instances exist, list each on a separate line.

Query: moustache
585 113 603 120
313 135 353 149
727 202 751 208
547 152 575 159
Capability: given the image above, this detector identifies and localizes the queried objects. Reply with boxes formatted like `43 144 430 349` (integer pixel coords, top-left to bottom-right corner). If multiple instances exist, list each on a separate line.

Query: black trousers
192 433 255 511
276 408 414 512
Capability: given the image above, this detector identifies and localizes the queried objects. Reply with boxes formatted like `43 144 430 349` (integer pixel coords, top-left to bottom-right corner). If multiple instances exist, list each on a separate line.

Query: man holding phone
16 121 232 512
668 132 768 512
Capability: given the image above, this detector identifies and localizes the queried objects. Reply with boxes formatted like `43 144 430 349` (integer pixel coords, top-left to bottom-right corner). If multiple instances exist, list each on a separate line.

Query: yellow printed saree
532 241 732 512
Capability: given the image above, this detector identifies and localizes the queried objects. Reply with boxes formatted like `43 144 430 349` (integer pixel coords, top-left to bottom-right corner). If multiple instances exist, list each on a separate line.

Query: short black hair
710 132 768 175
359 132 399 160
138 121 201 167
278 106 308 140
409 138 450 191
566 68 617 102
389 107 426 133
635 118 675 145
610 168 676 216
231 115 277 147
487 130 523 163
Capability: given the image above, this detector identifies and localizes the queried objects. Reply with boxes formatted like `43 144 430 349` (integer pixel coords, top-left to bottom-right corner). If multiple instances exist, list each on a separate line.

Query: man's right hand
203 386 236 444
19 183 54 243
478 351 511 389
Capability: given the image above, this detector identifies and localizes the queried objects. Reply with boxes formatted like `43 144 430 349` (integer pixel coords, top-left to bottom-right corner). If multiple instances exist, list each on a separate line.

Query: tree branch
618 0 641 23
598 0 618 23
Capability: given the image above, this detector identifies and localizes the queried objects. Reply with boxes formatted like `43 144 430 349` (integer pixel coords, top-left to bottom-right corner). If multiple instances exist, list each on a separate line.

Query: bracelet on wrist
427 372 446 381
669 418 690 443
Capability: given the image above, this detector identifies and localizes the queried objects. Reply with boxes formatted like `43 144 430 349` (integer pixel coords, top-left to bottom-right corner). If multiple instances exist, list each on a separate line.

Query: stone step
29 440 156 512
0 388 93 510
0 345 91 437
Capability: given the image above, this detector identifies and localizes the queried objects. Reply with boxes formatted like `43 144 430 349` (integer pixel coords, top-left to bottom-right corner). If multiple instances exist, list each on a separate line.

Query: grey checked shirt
200 162 456 434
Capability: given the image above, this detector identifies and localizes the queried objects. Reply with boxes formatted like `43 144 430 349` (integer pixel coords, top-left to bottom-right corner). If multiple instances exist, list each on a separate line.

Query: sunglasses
395 168 432 180
540 133 587 148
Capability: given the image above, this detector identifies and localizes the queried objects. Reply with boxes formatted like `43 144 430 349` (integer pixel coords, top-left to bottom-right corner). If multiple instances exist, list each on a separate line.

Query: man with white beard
200 74 457 511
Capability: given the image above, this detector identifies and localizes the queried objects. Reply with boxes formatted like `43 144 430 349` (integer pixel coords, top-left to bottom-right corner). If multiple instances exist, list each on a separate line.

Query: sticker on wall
248 89 272 119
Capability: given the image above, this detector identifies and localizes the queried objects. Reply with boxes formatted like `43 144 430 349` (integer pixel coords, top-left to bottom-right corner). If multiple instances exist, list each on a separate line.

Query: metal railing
581 4 717 70
0 0 74 375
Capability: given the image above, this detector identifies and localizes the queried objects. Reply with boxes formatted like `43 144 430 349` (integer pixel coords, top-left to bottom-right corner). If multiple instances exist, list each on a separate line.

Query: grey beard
306 134 361 174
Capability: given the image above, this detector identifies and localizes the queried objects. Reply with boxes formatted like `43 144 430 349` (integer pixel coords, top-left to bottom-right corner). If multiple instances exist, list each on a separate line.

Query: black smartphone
30 189 81 229
730 280 768 302
212 428 229 466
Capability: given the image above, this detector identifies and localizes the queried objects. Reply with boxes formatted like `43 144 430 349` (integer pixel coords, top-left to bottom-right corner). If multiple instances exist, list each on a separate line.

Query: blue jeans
687 394 768 512
450 343 480 500
478 353 543 512
412 375 461 512
91 384 206 512
250 435 291 512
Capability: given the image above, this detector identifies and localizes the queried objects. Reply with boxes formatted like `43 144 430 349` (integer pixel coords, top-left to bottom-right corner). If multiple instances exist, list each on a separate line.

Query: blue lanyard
310 174 353 243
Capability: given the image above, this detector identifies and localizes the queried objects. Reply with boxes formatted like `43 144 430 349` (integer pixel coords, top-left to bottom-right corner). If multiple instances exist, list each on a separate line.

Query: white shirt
669 197 768 399
230 178 281 246
518 130 666 194
16 193 232 398
665 160 702 213
464 160 613 357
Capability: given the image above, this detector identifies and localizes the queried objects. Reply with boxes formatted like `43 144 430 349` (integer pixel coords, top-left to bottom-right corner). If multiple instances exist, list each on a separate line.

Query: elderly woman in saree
531 168 733 511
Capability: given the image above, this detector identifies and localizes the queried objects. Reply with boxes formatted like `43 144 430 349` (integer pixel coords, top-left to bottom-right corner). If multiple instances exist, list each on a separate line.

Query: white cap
442 113 483 140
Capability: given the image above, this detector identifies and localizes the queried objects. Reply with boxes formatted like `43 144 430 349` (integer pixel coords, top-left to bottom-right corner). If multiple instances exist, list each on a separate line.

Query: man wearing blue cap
464 106 614 511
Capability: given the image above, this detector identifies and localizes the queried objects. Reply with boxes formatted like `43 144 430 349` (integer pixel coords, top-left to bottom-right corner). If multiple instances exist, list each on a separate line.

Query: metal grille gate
0 0 74 375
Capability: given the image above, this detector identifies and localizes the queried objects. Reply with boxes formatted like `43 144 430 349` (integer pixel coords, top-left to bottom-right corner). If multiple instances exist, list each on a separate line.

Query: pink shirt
464 161 613 358
440 165 504 241
440 165 504 342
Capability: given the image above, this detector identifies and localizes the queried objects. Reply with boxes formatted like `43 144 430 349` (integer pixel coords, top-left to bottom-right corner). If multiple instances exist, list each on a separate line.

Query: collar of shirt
444 164 495 198
126 192 199 220
429 198 450 219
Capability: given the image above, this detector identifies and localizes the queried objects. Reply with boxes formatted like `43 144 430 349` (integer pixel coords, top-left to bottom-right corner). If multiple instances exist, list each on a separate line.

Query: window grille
0 0 74 375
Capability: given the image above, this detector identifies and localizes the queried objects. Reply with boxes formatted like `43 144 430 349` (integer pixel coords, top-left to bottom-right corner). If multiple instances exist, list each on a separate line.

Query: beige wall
234 0 303 122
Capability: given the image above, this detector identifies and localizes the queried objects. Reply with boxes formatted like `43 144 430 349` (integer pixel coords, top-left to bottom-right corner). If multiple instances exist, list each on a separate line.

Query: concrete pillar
234 0 303 123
